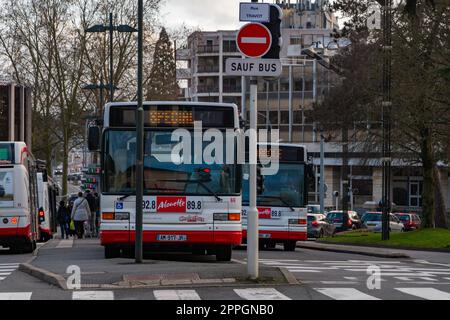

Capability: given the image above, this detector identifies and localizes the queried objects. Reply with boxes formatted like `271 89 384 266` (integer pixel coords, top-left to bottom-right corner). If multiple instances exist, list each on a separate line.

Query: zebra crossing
0 263 19 282
0 286 449 300
259 259 450 284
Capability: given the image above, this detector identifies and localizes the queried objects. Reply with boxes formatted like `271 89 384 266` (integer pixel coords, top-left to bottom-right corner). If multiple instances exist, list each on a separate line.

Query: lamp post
85 14 137 102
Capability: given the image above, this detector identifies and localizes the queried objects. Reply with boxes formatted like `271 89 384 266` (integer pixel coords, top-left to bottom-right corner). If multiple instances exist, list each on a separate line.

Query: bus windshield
0 144 14 165
0 170 14 206
103 130 240 195
242 163 306 208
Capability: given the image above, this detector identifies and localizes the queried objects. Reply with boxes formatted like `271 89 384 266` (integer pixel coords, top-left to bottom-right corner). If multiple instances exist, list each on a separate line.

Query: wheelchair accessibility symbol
115 202 124 210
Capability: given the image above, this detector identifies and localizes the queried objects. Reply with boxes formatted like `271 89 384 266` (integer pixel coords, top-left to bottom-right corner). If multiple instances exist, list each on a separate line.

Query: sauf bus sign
226 19 282 77
226 58 281 77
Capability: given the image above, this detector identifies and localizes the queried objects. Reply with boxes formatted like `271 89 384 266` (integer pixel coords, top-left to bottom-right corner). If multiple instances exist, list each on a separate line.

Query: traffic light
262 4 282 59
257 166 265 195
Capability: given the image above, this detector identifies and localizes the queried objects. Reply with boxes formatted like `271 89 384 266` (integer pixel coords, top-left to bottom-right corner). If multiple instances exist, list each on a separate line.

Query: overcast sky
161 0 243 31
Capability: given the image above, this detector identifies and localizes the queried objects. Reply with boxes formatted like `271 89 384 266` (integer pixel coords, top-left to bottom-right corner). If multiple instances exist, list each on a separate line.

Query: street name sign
237 23 272 58
239 3 270 22
225 58 282 77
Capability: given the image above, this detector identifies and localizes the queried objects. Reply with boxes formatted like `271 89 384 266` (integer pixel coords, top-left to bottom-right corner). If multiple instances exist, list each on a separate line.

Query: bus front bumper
100 230 242 246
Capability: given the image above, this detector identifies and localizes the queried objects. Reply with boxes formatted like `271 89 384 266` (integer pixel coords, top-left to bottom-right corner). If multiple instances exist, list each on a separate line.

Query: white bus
37 170 58 241
0 142 39 253
90 102 243 260
242 143 309 251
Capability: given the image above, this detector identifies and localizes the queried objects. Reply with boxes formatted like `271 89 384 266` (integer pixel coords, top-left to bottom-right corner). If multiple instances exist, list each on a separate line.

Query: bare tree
316 0 449 228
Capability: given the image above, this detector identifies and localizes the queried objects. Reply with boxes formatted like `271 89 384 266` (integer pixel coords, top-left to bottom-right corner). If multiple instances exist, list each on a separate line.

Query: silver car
364 212 404 232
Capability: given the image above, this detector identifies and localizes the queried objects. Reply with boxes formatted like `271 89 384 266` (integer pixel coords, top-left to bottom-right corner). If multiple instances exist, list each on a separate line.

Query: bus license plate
157 234 187 241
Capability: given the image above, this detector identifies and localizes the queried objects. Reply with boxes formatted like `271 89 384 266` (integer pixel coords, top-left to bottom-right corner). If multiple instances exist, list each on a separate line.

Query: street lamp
85 13 138 102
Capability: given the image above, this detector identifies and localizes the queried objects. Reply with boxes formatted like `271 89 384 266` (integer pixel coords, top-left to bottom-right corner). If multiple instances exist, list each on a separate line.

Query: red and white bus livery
93 102 243 260
0 142 39 253
242 143 309 251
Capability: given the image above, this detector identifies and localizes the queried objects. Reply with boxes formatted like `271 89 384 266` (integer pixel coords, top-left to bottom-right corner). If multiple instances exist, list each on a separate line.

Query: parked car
394 213 421 231
363 212 404 232
326 210 361 232
307 214 336 238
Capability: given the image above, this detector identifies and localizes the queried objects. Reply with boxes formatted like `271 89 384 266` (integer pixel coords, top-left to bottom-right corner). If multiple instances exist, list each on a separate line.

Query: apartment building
0 81 33 149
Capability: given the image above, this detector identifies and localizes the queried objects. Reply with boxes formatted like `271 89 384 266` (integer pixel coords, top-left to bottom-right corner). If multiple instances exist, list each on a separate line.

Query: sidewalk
297 241 411 258
20 238 288 290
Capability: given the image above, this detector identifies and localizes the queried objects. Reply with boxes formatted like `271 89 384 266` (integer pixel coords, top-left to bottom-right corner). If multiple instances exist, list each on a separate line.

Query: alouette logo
258 207 271 219
157 197 186 213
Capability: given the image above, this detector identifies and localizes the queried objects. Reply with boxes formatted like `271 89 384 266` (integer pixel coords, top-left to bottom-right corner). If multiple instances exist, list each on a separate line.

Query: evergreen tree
146 28 178 100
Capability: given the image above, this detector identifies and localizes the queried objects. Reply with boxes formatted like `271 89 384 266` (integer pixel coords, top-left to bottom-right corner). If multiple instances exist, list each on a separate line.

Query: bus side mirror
88 126 101 151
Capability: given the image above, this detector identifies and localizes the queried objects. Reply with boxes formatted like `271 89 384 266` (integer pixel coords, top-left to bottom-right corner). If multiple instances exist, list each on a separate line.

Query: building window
269 111 278 124
393 180 408 206
280 111 289 124
290 37 302 45
223 40 237 52
352 179 373 196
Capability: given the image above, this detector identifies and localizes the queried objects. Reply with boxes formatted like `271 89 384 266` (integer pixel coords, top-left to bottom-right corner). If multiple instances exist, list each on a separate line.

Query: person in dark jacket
56 201 70 239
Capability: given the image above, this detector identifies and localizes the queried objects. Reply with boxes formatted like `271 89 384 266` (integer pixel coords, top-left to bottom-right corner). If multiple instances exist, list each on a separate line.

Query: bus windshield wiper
159 179 223 202
258 195 295 211
118 194 133 201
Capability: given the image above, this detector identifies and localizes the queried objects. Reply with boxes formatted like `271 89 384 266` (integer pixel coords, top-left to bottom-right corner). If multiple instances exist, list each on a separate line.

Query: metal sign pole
247 76 259 279
320 132 325 214
135 0 144 263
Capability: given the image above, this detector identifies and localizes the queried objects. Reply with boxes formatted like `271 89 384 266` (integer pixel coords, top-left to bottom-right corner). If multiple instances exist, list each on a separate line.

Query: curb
296 243 410 259
278 267 299 285
19 263 68 290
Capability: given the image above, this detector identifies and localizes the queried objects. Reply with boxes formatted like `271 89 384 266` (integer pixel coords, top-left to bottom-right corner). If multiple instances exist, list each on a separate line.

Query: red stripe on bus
100 230 242 246
0 225 32 238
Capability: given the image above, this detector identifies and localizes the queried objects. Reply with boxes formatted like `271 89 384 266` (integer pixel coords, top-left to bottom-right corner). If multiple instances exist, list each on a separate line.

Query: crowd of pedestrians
57 190 100 240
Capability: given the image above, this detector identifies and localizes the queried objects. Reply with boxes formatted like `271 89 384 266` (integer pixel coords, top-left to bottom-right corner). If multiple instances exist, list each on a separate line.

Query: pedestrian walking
94 192 100 236
56 201 70 239
85 190 97 237
71 192 91 239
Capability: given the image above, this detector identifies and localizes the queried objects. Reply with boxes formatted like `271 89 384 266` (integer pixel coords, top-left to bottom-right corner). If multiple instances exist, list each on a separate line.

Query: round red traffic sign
237 23 272 58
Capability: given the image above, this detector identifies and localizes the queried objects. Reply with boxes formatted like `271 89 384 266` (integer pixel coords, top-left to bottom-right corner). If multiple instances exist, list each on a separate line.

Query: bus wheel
9 245 21 254
22 241 34 254
104 245 120 259
216 246 232 262
121 246 135 259
283 241 297 252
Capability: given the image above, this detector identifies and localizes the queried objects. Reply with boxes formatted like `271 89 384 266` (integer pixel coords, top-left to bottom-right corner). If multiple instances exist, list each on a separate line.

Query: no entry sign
237 23 272 58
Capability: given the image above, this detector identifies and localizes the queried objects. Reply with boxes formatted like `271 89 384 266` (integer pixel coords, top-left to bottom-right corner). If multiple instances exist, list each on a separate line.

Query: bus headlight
115 212 130 221
289 219 307 225
214 213 228 221
214 213 241 221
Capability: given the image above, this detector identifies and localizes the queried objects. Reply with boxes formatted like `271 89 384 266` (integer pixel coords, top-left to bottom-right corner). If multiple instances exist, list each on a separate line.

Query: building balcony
197 45 219 54
197 85 219 93
197 65 220 73
223 44 238 53
176 48 190 60
176 68 191 80
223 85 242 93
